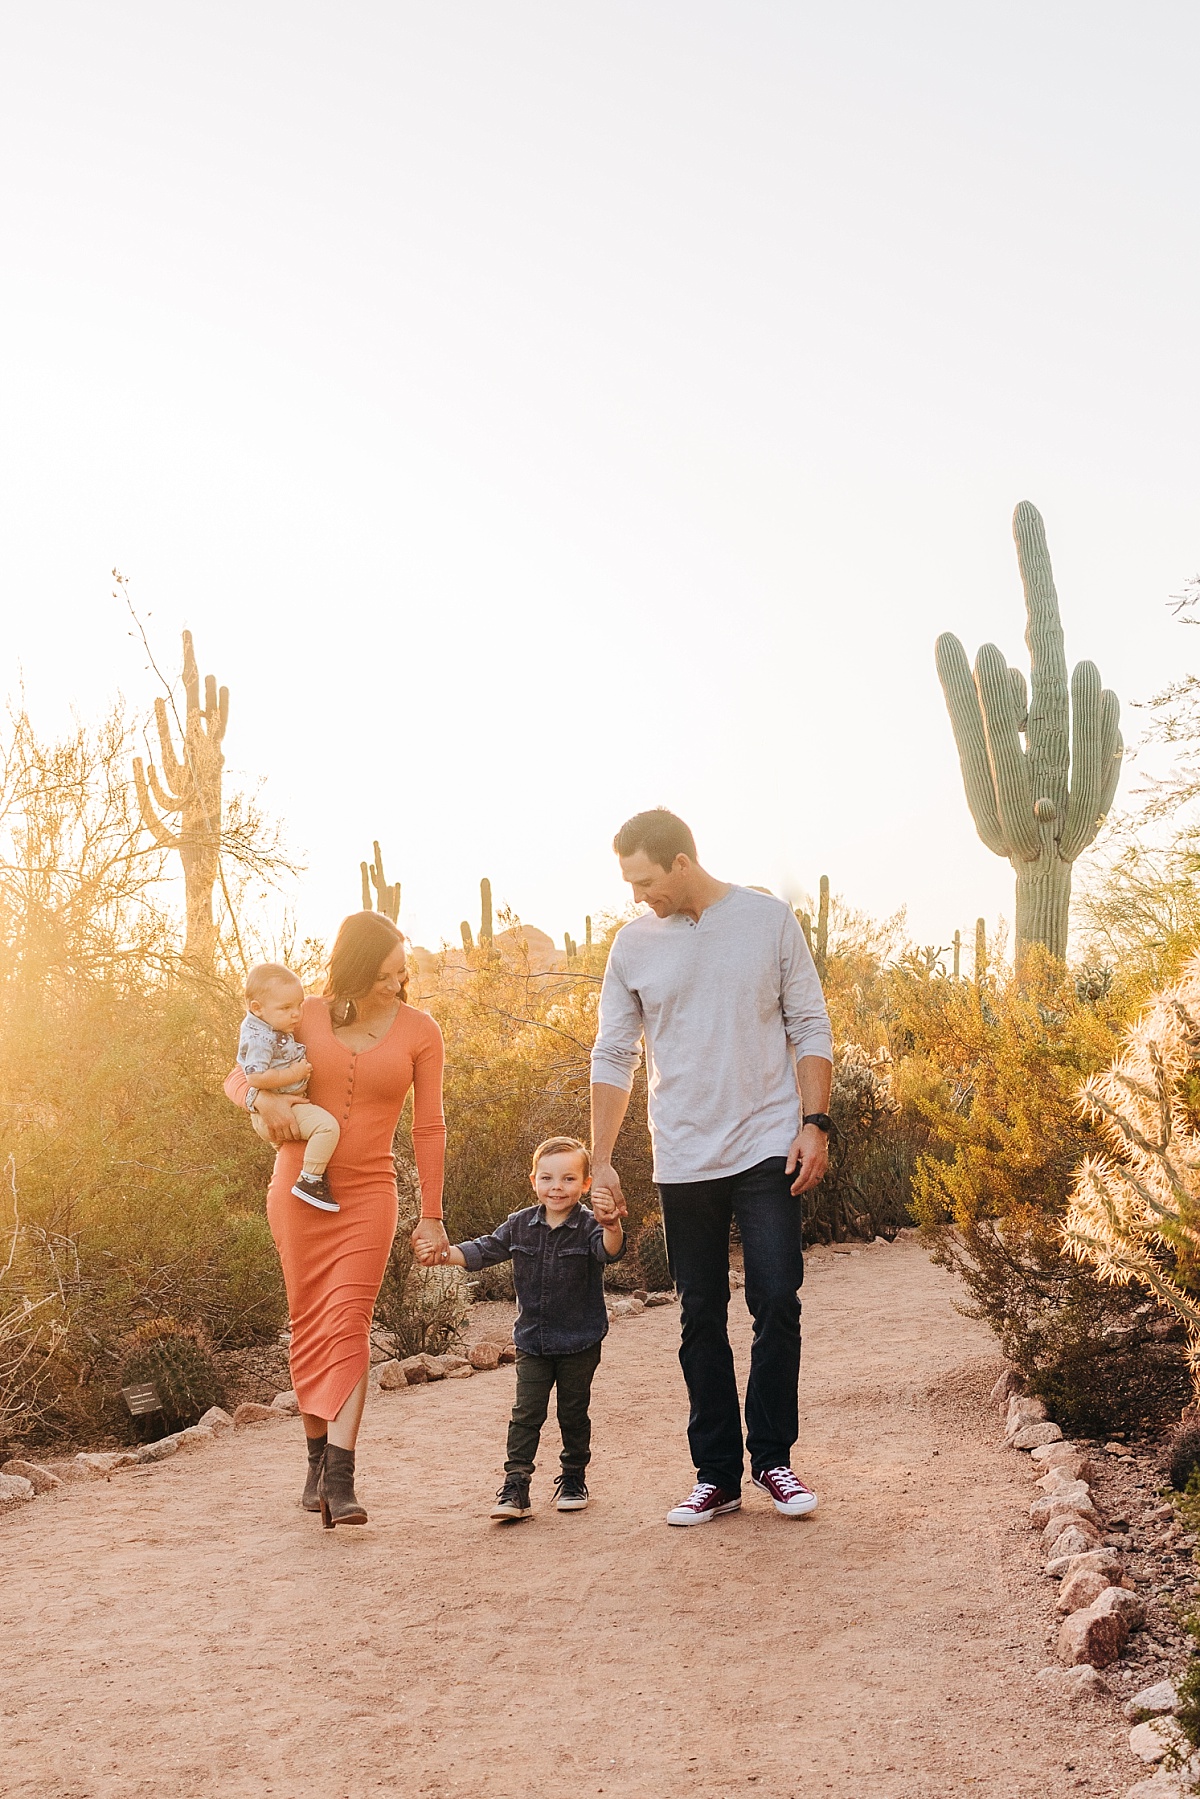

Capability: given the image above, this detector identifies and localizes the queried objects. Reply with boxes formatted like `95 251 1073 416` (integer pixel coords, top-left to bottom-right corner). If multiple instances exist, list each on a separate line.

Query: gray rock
376 1359 411 1390
136 1434 181 1463
1013 1421 1064 1450
0 1472 35 1507
198 1406 233 1434
1 1458 62 1493
270 1390 300 1415
1044 1522 1103 1562
174 1425 215 1450
1041 1506 1102 1553
1125 1680 1179 1720
990 1367 1024 1404
75 1451 138 1476
232 1402 278 1426
1127 1773 1188 1799
1129 1720 1182 1764
1095 1585 1145 1630
1057 1602 1129 1668
1035 1663 1108 1701
644 1291 676 1306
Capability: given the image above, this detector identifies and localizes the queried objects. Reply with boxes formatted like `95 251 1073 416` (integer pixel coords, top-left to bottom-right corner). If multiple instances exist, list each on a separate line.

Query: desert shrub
905 948 1184 1429
373 1224 470 1358
804 1045 920 1243
117 1318 226 1438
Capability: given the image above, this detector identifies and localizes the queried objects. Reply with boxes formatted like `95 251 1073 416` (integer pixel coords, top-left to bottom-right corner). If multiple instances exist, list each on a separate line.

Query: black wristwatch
803 1113 833 1134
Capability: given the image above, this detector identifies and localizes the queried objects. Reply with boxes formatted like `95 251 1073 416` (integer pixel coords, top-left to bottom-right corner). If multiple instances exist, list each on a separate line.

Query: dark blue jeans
658 1157 804 1492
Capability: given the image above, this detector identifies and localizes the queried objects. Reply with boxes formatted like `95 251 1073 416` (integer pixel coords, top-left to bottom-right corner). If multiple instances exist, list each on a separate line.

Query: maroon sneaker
665 1481 742 1527
752 1467 819 1516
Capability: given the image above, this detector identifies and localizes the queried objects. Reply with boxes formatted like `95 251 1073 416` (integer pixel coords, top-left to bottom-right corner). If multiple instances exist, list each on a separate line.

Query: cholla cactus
1062 954 1200 1383
936 503 1122 961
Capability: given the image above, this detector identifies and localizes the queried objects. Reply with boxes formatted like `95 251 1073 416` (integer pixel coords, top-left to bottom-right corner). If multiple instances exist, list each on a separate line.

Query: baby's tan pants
251 1102 340 1177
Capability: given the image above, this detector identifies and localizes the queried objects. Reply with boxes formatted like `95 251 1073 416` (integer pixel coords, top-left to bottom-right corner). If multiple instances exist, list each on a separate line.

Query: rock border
991 1372 1196 1797
0 1289 678 1514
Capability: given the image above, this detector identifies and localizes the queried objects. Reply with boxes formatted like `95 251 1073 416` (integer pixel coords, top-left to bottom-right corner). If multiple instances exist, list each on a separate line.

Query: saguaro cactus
480 878 493 947
936 503 1122 961
360 842 400 921
133 630 227 968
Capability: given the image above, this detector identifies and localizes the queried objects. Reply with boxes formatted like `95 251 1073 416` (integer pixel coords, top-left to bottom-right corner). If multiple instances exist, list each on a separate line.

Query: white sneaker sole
490 1505 532 1521
665 1498 742 1527
751 1476 818 1516
556 1497 588 1511
293 1185 340 1211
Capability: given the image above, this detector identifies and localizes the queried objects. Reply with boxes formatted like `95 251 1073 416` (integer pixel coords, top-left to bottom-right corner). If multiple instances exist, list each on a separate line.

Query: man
590 808 833 1526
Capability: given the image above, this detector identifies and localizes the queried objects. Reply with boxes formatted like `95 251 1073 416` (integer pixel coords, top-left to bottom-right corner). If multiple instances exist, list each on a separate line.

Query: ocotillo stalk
361 842 400 921
816 876 830 977
480 878 493 946
133 630 227 970
936 503 1122 962
975 918 987 986
953 930 962 979
460 921 474 951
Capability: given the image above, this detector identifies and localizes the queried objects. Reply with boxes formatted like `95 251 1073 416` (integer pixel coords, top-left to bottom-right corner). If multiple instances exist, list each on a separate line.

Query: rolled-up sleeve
590 940 645 1093
780 910 834 1062
457 1215 515 1273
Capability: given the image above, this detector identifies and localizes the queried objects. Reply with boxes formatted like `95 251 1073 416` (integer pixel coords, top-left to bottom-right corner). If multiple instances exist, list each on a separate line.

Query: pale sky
3 4 1199 958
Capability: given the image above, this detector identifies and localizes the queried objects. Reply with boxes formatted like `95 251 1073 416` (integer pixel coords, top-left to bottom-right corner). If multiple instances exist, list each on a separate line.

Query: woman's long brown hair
323 911 407 1025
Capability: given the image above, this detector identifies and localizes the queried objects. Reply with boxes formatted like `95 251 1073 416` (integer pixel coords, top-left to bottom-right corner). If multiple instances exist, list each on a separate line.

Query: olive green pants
505 1341 603 1475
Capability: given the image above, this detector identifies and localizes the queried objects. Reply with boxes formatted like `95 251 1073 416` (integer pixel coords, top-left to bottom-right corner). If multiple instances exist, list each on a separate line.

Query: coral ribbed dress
225 997 446 1421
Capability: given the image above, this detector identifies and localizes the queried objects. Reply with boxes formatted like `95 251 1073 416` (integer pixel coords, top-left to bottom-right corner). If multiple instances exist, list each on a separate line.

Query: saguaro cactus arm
934 635 1007 856
132 758 182 849
1014 500 1070 816
361 842 400 921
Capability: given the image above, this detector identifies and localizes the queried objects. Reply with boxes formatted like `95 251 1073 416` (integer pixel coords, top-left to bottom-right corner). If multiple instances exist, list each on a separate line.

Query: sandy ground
2 1239 1143 1799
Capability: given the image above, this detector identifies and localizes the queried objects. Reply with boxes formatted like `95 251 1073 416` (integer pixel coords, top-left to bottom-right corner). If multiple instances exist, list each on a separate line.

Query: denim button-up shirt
456 1203 626 1355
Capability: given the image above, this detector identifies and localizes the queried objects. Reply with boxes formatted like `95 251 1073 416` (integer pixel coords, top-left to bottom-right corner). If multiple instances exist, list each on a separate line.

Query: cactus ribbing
480 878 493 947
119 1319 225 1435
634 1218 672 1293
936 503 1122 962
360 841 400 922
132 631 227 969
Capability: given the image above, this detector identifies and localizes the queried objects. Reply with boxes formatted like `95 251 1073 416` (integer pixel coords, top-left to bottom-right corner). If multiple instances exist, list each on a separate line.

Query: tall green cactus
480 877 493 947
936 503 1122 962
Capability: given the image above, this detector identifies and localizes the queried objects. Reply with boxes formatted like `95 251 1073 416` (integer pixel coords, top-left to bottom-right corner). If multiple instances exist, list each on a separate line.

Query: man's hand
589 1164 628 1219
252 1092 306 1143
786 1124 829 1196
411 1218 450 1266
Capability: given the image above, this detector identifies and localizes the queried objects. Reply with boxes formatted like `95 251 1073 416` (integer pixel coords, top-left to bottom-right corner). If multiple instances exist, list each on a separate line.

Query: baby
238 963 340 1212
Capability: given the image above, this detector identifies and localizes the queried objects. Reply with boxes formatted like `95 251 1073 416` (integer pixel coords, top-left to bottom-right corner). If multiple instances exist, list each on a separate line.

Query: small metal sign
122 1382 163 1417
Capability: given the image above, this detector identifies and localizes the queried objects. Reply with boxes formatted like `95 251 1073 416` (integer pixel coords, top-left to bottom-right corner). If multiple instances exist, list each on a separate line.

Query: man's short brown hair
612 808 697 871
531 1136 591 1178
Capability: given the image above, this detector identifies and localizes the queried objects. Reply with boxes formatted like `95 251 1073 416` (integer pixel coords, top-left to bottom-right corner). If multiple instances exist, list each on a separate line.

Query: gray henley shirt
590 885 833 1184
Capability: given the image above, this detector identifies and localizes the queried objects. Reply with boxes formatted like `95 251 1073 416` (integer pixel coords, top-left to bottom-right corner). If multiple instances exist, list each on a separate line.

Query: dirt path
2 1240 1137 1799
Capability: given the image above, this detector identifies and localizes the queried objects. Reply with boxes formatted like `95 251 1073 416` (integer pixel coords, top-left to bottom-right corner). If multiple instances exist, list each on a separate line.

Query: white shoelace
763 1467 806 1497
683 1482 718 1507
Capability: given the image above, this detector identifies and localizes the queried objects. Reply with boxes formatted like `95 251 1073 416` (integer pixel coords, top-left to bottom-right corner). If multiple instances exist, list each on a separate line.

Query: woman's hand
253 1092 305 1144
411 1218 450 1266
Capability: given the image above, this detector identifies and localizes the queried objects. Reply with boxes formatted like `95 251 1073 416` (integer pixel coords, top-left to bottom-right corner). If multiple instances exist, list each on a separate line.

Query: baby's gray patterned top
236 1012 308 1110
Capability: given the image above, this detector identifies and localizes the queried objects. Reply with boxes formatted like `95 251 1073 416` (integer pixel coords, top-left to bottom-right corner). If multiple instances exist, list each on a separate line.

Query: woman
225 911 450 1525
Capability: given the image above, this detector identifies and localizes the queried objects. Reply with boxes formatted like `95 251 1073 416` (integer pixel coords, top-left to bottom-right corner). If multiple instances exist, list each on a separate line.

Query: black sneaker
490 1474 532 1521
554 1469 589 1511
292 1173 340 1212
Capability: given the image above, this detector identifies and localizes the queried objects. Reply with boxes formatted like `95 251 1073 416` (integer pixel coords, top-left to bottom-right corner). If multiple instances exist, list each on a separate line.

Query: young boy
439 1136 625 1518
238 963 341 1213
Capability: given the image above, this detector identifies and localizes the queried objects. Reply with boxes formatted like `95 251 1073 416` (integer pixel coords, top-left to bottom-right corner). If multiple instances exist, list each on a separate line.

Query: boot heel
320 1496 334 1529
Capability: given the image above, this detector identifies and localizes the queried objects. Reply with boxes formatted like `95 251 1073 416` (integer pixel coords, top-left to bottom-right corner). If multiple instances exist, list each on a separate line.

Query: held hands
786 1124 829 1196
251 1091 306 1143
589 1163 628 1220
411 1217 451 1267
590 1186 622 1228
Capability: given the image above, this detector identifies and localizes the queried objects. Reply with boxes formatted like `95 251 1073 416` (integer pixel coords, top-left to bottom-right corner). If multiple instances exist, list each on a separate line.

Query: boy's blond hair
530 1136 591 1178
245 962 303 1006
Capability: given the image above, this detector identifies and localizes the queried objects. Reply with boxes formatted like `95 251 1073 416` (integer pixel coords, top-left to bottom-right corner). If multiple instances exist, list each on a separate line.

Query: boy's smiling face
531 1150 591 1222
